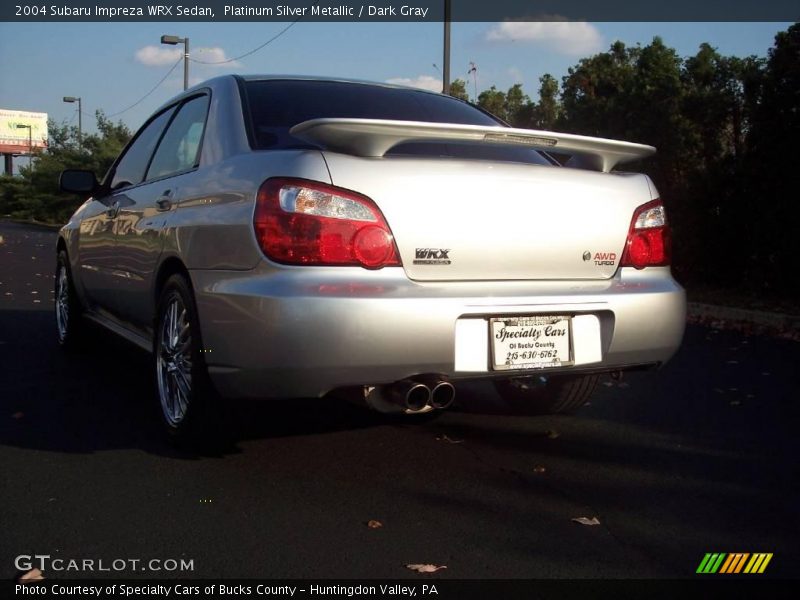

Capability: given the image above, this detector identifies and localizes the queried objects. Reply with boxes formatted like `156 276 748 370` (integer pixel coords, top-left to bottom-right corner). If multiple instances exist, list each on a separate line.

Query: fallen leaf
728 387 738 392
435 434 463 444
726 360 739 364
18 568 44 582
406 564 447 573
730 400 741 406
762 372 770 376
367 520 383 529
617 382 630 388
572 517 601 526
602 381 614 387
12 412 24 419
546 430 560 439
713 388 724 394
533 466 546 474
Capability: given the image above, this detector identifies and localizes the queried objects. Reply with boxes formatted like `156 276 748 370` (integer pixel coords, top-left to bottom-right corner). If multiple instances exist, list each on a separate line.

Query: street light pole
442 0 451 95
63 96 82 149
161 34 190 90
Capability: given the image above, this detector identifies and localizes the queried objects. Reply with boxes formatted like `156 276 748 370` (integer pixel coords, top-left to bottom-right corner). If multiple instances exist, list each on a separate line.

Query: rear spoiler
289 118 655 173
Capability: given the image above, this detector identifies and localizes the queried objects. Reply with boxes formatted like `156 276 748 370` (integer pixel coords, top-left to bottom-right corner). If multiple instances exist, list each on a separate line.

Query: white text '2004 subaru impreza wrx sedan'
55 75 685 439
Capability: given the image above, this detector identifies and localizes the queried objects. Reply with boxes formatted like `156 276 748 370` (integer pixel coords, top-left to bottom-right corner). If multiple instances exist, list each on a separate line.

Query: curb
687 302 800 333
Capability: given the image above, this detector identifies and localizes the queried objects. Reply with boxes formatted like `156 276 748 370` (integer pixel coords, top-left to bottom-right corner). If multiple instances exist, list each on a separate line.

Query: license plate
490 316 573 371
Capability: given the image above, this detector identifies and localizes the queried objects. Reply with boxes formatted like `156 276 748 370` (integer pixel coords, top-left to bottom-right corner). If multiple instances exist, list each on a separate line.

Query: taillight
620 199 671 269
253 178 401 269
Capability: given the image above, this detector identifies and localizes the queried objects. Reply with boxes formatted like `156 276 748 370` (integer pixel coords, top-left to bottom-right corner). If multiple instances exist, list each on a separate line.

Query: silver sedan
56 75 685 440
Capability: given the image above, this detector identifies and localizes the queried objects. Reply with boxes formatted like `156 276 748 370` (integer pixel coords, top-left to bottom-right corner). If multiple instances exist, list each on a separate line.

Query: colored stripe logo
697 553 773 574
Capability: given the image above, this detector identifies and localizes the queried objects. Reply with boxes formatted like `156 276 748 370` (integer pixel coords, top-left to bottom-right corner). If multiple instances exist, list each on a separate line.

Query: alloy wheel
55 265 69 342
156 294 193 426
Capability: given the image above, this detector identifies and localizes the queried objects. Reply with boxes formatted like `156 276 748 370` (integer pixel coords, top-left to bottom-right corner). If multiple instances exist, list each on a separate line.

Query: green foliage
0 111 131 223
447 79 470 102
736 23 800 295
477 85 510 122
531 75 560 129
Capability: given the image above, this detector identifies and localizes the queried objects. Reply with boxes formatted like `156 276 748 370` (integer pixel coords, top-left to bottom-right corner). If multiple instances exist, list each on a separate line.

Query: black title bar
6 579 800 600
3 0 799 22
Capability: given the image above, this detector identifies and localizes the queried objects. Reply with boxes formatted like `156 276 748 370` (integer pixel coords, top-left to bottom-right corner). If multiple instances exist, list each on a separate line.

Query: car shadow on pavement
0 309 403 458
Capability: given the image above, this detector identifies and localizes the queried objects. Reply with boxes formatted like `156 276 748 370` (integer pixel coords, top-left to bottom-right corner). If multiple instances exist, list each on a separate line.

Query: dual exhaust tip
390 377 456 412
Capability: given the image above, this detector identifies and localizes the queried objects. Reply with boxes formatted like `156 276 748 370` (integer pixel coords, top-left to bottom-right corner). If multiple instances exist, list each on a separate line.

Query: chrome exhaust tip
391 380 432 411
430 380 456 410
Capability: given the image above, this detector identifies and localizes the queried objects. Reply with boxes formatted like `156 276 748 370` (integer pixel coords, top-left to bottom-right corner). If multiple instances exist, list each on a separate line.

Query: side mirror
59 169 98 194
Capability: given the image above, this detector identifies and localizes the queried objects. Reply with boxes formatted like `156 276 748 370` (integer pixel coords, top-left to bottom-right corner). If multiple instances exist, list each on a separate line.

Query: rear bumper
191 265 685 399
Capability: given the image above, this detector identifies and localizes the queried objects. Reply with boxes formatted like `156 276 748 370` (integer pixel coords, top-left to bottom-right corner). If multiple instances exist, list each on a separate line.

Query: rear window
243 79 551 165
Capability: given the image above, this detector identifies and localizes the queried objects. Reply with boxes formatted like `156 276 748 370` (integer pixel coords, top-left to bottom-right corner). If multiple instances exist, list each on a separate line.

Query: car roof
238 73 442 93
150 73 455 127
171 73 445 103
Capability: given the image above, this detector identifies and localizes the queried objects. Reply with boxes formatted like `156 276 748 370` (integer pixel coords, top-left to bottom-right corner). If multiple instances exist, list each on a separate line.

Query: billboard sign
0 109 48 154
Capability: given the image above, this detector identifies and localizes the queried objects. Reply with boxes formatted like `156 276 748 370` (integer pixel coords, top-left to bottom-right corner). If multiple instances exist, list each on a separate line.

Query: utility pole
442 0 451 95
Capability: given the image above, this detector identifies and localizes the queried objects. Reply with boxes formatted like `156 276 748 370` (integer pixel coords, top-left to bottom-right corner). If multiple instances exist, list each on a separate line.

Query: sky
0 21 793 140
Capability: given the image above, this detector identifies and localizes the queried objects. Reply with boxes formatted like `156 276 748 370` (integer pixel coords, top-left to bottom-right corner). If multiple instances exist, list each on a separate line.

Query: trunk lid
323 154 655 281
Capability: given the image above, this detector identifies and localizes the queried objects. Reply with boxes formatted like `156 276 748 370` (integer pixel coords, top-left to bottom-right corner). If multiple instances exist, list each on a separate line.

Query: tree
447 79 470 102
532 74 560 129
737 23 800 295
477 86 508 122
474 84 538 127
504 83 535 128
559 40 638 139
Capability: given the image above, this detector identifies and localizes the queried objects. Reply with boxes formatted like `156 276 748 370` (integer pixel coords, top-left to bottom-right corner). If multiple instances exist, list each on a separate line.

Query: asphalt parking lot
1 220 798 581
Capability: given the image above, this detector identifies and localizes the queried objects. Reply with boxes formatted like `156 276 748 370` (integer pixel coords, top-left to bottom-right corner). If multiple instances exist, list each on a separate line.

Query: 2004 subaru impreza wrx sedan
56 75 685 438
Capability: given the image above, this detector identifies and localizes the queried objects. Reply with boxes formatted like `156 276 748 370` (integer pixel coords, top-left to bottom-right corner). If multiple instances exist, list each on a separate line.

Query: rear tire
154 274 220 443
493 374 599 415
55 250 86 349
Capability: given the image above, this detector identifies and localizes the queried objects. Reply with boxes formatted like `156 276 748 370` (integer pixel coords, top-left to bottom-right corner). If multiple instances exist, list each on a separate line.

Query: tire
154 274 220 442
54 250 86 349
492 374 600 415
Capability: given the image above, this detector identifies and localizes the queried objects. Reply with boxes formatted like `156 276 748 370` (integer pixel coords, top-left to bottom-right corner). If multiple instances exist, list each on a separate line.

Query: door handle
156 189 173 212
106 201 120 218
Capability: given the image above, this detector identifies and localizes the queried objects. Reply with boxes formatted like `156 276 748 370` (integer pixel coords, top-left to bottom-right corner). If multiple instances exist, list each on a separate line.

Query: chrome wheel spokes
157 295 193 426
55 266 69 341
